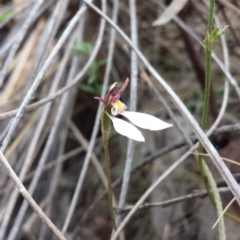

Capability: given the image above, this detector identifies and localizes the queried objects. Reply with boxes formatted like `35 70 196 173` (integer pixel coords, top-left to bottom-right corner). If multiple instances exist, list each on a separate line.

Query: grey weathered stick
25 28 83 235
116 185 236 213
36 38 78 240
0 1 34 29
26 0 68 89
0 1 53 58
0 2 70 238
153 0 240 98
61 0 112 233
0 0 44 87
116 0 137 227
112 151 189 240
0 151 66 240
0 0 238 121
5 21 77 240
24 147 84 181
1 4 85 153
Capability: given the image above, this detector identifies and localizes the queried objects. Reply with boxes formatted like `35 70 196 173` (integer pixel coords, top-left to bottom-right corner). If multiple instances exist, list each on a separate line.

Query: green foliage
101 110 118 230
199 0 226 239
77 84 96 94
88 59 106 85
202 31 211 49
212 26 229 41
72 41 106 94
72 42 93 55
0 10 13 23
202 26 229 50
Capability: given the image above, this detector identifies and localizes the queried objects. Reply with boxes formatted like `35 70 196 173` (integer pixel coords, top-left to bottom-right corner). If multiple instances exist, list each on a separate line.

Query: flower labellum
95 78 172 142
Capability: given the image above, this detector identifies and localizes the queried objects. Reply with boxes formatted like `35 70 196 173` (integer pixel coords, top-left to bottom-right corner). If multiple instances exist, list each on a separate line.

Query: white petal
109 116 145 142
120 111 172 131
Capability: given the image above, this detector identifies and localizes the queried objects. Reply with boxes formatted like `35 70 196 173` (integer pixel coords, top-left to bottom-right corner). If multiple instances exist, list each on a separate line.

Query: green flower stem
207 0 215 35
202 161 226 240
101 110 117 230
198 34 214 202
198 0 216 197
198 0 226 239
199 0 215 135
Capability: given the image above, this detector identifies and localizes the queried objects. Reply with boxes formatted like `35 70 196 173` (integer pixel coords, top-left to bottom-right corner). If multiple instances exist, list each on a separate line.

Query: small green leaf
203 26 229 48
95 83 103 95
202 31 211 49
211 27 219 40
87 74 97 85
72 42 93 55
72 42 106 87
218 25 229 36
88 62 98 84
78 84 96 93
96 59 106 67
212 25 229 42
87 60 106 85
0 10 13 23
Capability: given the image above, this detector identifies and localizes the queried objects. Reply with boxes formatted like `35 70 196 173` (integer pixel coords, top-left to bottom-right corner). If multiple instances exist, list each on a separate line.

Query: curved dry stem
0 151 66 240
115 185 239 213
61 0 107 234
0 2 72 238
116 0 138 227
0 0 44 87
0 3 85 152
5 25 78 240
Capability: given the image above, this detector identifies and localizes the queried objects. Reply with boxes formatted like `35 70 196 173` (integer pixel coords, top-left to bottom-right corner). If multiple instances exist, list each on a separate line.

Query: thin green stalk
101 110 117 230
207 0 215 34
199 0 215 133
202 161 226 240
198 0 215 193
198 36 214 201
198 0 226 239
199 0 215 143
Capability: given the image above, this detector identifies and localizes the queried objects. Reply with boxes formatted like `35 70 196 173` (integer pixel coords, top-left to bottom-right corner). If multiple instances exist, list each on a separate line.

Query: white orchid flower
95 78 172 142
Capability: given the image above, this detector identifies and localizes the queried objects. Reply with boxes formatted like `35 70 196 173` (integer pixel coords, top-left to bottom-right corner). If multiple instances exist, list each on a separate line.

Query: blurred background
0 0 240 239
